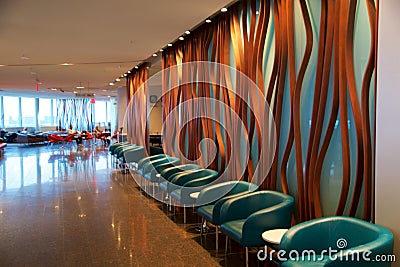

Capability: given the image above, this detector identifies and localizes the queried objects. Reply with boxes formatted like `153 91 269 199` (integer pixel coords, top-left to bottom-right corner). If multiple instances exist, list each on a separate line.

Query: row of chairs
108 142 394 267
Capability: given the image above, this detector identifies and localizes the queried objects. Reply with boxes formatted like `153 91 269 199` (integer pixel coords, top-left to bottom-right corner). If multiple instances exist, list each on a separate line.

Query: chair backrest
169 169 219 186
137 154 168 169
159 164 202 181
281 216 393 256
142 156 180 174
196 181 259 206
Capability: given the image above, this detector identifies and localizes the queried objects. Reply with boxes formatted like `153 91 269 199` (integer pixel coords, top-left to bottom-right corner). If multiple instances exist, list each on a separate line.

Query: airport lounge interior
0 0 398 266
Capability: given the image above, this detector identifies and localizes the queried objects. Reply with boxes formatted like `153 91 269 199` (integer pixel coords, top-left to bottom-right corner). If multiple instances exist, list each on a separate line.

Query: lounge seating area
108 142 395 267
0 0 399 266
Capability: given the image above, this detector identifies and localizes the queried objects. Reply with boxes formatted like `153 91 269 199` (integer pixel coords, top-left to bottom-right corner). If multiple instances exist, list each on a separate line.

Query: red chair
63 134 76 149
48 134 64 148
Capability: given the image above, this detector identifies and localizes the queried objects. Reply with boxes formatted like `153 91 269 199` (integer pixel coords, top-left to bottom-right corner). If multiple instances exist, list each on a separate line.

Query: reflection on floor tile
0 144 277 267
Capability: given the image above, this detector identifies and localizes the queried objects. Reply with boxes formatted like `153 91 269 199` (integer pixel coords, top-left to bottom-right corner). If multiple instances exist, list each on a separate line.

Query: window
94 101 107 126
38 99 53 126
21 97 36 127
3 96 19 127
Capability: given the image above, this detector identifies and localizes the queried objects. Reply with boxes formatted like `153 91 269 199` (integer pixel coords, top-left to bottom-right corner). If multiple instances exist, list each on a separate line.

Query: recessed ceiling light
221 7 228 12
135 66 139 69
109 82 115 86
179 36 184 41
206 19 212 23
123 73 127 77
108 96 111 98
115 78 121 82
73 91 78 94
185 30 191 35
127 70 131 73
167 43 173 47
76 86 85 89
51 88 57 91
159 49 163 52
152 53 157 57
60 63 74 66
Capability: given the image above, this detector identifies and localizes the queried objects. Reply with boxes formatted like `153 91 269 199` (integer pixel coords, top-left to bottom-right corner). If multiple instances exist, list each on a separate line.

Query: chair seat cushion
220 219 245 244
197 205 214 224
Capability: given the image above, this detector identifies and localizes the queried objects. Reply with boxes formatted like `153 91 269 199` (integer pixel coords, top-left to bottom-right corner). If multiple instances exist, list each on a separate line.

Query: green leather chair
196 181 259 250
133 154 170 189
219 190 294 267
166 169 219 223
158 164 203 192
135 154 169 176
108 141 129 155
157 164 203 209
110 143 132 157
170 169 219 206
141 156 181 195
279 216 394 267
117 146 145 166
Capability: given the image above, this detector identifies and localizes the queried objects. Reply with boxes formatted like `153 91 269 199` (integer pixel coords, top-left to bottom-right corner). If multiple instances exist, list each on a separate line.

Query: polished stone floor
0 144 275 267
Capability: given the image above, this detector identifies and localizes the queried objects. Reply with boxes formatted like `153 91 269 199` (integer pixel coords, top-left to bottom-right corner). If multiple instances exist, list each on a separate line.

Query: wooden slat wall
126 64 149 149
159 0 376 222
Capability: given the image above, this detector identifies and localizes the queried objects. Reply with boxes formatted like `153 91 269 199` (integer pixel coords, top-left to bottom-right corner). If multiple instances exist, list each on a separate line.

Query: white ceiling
0 0 233 99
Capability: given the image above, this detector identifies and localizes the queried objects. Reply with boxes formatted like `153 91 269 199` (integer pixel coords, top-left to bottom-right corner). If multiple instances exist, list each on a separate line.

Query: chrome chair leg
245 247 249 267
225 236 229 254
216 226 219 251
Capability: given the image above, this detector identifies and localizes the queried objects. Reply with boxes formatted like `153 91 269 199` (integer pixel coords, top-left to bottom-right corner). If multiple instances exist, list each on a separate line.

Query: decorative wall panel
56 98 94 131
126 64 149 148
152 0 376 222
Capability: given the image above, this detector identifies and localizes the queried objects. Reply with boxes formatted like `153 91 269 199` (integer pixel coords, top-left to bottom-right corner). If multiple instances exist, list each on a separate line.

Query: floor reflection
0 144 222 267
0 145 110 191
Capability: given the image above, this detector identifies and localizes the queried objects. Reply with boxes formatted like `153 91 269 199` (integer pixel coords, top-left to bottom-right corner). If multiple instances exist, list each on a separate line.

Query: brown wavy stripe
311 0 335 218
199 29 216 169
346 0 365 217
220 16 233 174
304 0 328 222
371 0 379 223
262 0 281 190
304 0 327 220
126 64 149 149
245 0 257 181
336 0 351 216
238 1 252 181
279 0 296 197
255 0 271 184
243 0 270 184
270 0 288 191
292 0 313 221
230 4 249 180
361 0 376 222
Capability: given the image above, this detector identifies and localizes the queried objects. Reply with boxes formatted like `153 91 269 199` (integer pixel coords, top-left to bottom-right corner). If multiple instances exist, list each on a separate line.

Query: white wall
149 105 162 134
376 1 400 264
117 86 127 133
